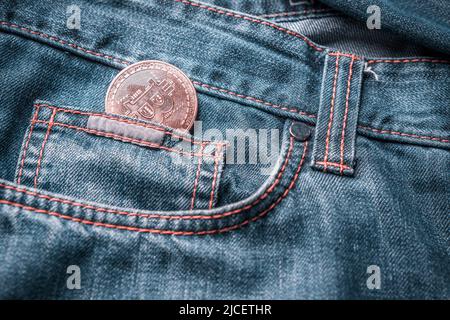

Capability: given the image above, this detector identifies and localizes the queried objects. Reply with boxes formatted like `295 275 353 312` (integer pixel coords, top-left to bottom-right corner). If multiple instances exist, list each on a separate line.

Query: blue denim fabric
0 0 449 299
319 0 450 55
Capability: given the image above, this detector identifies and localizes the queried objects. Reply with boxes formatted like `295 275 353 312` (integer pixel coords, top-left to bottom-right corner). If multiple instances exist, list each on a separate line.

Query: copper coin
105 60 198 131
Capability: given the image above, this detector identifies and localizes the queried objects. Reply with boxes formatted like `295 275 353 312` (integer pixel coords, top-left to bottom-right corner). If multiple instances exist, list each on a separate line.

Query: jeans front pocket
3 110 308 235
15 102 226 211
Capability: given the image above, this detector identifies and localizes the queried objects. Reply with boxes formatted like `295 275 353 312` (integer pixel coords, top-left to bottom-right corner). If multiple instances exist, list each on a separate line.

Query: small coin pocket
15 102 226 211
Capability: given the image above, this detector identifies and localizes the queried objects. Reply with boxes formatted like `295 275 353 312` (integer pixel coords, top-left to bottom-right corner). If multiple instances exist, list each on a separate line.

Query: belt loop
311 51 364 176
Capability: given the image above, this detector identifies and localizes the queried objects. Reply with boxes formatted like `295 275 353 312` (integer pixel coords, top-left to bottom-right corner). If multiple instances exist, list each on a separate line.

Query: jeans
0 0 448 299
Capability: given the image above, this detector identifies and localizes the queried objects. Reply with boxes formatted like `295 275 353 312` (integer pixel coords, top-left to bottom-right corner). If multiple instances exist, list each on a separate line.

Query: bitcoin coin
105 60 198 131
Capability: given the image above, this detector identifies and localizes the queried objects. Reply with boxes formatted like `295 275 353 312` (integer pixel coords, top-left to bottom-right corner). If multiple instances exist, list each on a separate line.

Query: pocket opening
15 102 226 211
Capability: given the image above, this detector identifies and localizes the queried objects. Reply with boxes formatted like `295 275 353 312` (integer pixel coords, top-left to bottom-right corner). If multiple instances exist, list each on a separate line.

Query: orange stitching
32 120 216 159
323 54 340 171
0 19 450 74
367 58 450 65
339 56 355 175
357 126 450 143
6 19 446 130
264 137 294 197
0 21 316 118
3 18 448 65
34 109 56 188
0 21 131 66
190 143 205 210
17 105 40 184
34 103 223 148
328 52 361 59
192 81 316 118
0 135 297 220
315 161 351 170
208 144 222 209
173 0 323 52
0 142 308 235
0 7 321 55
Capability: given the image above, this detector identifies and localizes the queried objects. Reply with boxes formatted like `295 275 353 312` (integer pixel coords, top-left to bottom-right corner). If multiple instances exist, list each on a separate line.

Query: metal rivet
289 122 312 141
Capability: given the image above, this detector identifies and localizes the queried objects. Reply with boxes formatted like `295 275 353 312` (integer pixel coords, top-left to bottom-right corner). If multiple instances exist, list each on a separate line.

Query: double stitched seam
32 120 215 159
357 126 450 143
190 143 205 210
208 144 222 209
17 105 40 184
12 18 314 119
192 81 316 118
339 55 355 174
34 103 222 148
34 109 56 188
1 23 445 144
173 0 324 52
0 142 308 235
367 58 450 64
322 54 340 171
259 8 333 18
1 20 448 69
3 22 447 124
0 22 130 65
330 53 450 65
0 133 297 220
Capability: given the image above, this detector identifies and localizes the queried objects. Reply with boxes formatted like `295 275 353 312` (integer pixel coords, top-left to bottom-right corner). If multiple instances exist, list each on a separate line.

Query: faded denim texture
0 0 449 299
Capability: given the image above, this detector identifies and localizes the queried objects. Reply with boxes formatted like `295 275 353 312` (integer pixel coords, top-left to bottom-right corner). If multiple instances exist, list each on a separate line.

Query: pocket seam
208 143 222 209
4 135 304 221
35 103 225 148
190 144 205 210
34 119 218 159
18 102 227 212
16 105 40 185
33 108 56 189
0 140 308 235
